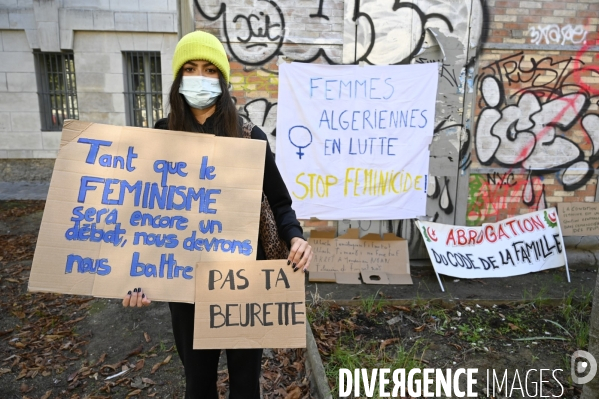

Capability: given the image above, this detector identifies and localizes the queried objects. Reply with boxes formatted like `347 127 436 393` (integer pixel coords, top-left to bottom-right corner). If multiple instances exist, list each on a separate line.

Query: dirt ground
310 297 592 398
2 200 597 399
0 201 310 399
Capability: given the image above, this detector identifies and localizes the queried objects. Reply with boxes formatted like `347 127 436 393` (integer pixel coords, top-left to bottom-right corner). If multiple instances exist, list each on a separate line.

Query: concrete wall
0 0 177 159
0 29 41 158
73 31 177 128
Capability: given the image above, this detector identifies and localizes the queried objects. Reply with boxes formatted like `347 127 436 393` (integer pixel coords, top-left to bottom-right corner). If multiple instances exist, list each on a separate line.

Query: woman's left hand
288 237 312 272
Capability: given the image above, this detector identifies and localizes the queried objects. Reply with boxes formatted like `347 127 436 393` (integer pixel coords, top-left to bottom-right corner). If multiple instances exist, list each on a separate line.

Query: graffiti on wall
467 172 546 225
194 0 342 66
343 0 482 65
475 51 599 197
528 25 588 46
238 98 279 151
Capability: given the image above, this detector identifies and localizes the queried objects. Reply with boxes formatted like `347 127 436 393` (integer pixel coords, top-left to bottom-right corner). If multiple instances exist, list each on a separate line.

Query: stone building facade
0 0 178 160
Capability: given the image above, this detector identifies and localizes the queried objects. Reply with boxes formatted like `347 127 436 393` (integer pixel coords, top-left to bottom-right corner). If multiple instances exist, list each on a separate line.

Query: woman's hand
122 288 152 307
288 237 312 272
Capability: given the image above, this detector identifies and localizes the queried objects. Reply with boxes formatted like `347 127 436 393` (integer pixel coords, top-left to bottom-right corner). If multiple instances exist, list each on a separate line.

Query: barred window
34 52 79 131
124 52 163 128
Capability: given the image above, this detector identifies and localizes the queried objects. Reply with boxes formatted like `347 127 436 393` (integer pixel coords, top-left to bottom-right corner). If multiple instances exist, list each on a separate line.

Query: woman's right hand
122 288 152 307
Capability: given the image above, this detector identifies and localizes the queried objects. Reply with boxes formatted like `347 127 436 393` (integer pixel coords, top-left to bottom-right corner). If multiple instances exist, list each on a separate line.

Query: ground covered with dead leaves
0 201 311 399
309 292 592 398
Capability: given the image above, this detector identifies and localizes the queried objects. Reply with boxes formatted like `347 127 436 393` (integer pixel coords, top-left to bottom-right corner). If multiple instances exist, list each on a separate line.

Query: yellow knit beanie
172 31 230 83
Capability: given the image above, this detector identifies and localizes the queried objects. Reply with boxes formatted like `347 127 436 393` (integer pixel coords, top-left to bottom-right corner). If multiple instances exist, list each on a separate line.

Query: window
124 52 163 128
34 52 79 131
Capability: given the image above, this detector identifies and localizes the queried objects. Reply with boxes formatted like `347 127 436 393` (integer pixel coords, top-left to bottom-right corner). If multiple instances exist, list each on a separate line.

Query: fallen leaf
284 386 302 399
67 369 79 382
12 310 26 318
126 389 142 397
508 323 520 331
150 354 172 374
142 377 156 385
16 369 27 380
131 376 148 389
126 345 143 358
20 382 33 393
65 316 86 325
93 353 107 367
380 338 400 351
133 359 145 372
414 325 426 332
0 329 14 337
40 390 52 399
144 332 151 343
150 362 163 374
448 343 462 351
393 305 411 312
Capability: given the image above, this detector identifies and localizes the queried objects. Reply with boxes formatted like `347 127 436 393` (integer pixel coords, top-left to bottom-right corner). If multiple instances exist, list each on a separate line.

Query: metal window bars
34 52 79 131
124 52 163 128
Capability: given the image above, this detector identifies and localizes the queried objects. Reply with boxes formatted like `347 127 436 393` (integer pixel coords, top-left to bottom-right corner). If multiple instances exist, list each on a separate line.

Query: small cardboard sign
308 228 412 284
28 121 266 303
557 202 599 236
193 260 306 349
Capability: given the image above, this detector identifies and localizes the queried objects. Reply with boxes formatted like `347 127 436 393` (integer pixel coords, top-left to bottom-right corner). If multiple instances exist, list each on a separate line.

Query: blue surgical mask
179 76 222 109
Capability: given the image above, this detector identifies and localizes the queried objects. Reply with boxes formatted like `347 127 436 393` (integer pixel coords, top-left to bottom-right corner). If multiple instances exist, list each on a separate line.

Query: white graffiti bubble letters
582 114 599 158
529 24 588 46
476 52 598 193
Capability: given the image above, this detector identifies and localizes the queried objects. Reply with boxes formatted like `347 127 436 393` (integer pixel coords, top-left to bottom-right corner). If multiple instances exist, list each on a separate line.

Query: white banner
416 209 569 291
276 63 438 220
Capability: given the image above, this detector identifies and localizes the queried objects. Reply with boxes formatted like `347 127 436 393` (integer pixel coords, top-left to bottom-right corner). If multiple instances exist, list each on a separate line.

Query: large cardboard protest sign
276 63 438 220
308 228 412 285
29 121 266 303
557 202 599 236
194 260 306 349
416 209 568 291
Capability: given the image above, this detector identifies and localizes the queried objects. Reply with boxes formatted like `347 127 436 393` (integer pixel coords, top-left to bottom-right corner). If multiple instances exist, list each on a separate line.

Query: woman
122 30 313 399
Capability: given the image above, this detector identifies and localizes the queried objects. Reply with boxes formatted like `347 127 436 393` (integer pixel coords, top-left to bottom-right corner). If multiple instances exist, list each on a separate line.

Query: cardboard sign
276 63 438 220
308 228 412 285
28 121 266 303
557 202 599 236
194 260 306 349
417 208 569 292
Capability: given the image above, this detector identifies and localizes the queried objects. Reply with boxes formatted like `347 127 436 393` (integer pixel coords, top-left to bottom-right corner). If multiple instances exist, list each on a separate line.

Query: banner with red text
416 208 567 283
276 63 438 220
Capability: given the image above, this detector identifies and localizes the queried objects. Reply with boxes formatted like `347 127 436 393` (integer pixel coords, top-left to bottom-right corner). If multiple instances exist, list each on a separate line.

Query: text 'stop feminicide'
276 63 439 220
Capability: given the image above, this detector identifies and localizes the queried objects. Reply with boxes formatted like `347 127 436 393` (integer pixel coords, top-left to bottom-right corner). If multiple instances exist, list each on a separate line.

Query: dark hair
168 69 242 138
